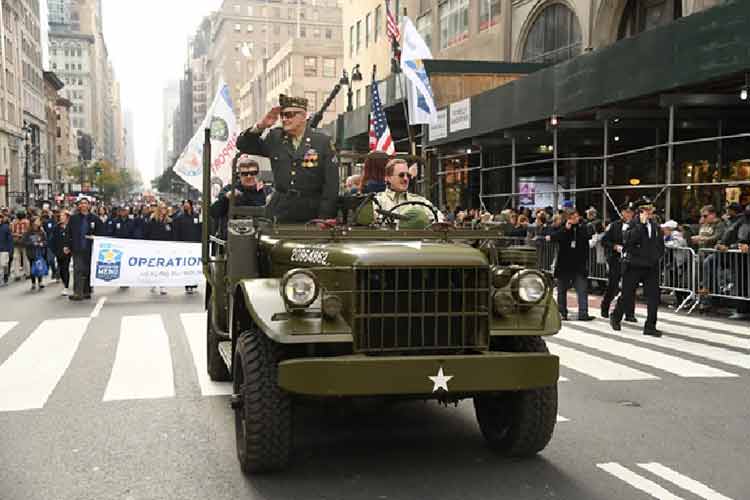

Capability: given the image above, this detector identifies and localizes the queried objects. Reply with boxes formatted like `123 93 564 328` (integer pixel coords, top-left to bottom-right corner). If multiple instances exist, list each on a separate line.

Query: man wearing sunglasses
236 94 339 223
210 154 267 221
373 158 444 226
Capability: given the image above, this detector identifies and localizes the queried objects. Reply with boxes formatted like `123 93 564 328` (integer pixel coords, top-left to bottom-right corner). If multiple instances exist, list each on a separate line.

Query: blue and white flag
400 17 438 125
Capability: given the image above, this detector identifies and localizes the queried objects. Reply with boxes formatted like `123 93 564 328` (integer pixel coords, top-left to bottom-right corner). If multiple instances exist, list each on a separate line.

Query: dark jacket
42 217 56 240
721 215 750 247
174 211 202 242
24 230 48 259
65 212 104 254
51 223 69 257
550 222 591 277
601 219 632 260
132 215 148 239
110 217 134 239
145 217 175 241
0 222 13 253
210 183 266 221
623 219 665 269
237 125 340 220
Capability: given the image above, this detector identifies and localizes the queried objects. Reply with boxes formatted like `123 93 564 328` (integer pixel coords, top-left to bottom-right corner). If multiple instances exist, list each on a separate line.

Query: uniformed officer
236 94 340 223
610 198 665 337
600 202 637 321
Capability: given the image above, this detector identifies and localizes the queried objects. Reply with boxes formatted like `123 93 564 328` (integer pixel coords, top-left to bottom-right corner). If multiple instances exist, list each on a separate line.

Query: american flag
385 0 400 43
369 81 395 155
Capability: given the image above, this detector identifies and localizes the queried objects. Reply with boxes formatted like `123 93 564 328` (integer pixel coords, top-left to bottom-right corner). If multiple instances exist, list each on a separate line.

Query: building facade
53 95 73 181
42 70 63 198
160 80 179 174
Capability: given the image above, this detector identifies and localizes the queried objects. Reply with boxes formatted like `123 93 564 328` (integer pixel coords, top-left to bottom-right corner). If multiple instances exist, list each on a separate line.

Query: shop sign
449 98 471 133
429 108 448 141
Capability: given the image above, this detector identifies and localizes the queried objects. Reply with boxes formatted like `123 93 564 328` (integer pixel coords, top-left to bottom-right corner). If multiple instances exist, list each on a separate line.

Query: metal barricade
659 246 698 313
697 247 750 308
587 242 608 283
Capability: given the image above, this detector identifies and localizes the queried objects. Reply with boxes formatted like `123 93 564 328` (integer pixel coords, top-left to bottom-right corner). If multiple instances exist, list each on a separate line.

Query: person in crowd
373 158 444 225
610 198 665 337
41 208 58 282
24 217 48 291
211 155 267 222
548 208 593 321
174 199 202 295
713 204 750 319
132 205 152 240
64 198 104 301
10 210 30 281
691 205 726 249
145 202 174 295
345 174 362 195
723 202 743 226
659 219 690 306
110 206 134 239
237 94 340 222
0 212 13 286
600 203 637 320
360 152 388 194
97 205 109 225
54 211 72 296
508 214 530 238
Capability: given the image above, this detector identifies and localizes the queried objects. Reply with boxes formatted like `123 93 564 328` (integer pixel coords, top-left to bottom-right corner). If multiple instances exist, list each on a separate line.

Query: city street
0 281 747 500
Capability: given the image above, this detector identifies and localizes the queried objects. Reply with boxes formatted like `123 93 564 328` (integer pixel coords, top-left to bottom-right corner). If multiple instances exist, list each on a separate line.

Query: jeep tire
206 302 230 381
474 336 557 457
233 329 292 473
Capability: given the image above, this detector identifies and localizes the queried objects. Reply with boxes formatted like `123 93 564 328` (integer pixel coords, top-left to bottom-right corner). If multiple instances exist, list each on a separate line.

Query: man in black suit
63 197 104 301
610 198 665 336
600 202 637 321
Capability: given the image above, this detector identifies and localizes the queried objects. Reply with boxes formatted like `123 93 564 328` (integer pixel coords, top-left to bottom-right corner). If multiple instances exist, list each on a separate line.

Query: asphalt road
0 280 748 500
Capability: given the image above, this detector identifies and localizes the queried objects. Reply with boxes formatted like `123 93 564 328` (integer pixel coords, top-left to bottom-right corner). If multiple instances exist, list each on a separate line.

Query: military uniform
600 209 636 320
236 95 339 223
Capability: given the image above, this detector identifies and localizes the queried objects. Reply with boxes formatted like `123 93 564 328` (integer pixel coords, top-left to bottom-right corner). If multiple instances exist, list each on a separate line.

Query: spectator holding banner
174 200 202 295
145 202 174 295
64 197 104 301
110 206 134 239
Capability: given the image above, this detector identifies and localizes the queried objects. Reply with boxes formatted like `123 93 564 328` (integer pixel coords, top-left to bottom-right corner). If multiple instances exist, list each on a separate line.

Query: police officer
236 94 340 223
600 202 637 321
610 198 665 337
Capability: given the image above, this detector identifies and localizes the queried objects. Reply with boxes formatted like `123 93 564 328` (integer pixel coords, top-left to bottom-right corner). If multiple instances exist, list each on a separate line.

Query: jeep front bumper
277 352 559 397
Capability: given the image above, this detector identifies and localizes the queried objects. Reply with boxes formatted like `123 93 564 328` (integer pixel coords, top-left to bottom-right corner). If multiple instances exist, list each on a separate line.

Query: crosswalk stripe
0 321 18 341
556 415 569 422
547 341 658 381
180 313 232 396
597 462 686 500
103 314 175 401
560 326 737 378
605 327 750 370
639 310 750 338
619 319 750 351
637 463 734 500
0 318 89 412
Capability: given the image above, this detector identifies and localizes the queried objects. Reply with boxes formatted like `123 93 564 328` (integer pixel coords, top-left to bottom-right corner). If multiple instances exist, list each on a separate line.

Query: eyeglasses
396 172 410 179
239 171 259 177
281 111 303 119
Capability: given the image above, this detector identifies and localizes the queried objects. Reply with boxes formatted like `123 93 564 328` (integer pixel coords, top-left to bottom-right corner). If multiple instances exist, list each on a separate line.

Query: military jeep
201 140 560 475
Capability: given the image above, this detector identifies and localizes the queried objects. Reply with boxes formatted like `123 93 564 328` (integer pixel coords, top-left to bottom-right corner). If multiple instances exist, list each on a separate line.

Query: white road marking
560 326 736 378
637 463 734 500
89 297 107 318
603 327 750 370
103 314 174 401
598 462 686 500
180 312 231 396
547 341 659 381
556 415 569 422
622 319 749 350
558 376 569 382
0 321 19 341
0 318 89 412
636 309 750 338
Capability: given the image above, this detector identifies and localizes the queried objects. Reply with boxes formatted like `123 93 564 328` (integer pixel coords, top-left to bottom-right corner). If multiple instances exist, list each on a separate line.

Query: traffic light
95 165 102 177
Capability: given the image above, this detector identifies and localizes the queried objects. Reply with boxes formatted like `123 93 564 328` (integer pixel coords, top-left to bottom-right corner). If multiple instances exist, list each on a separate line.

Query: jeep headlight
513 271 547 304
281 269 319 308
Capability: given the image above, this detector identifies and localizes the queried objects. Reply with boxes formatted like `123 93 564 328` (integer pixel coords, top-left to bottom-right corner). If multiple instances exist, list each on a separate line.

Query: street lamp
341 64 363 112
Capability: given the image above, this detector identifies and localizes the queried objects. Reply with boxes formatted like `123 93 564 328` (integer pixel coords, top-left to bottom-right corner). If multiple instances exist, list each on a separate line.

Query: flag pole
394 9 416 159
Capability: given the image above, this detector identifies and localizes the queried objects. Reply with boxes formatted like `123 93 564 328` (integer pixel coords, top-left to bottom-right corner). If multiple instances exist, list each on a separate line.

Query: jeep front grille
354 268 490 353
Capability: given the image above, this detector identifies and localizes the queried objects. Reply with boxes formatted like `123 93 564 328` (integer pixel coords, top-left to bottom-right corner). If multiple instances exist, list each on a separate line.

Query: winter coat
23 230 47 259
623 219 665 269
52 223 69 257
550 222 591 277
65 212 104 254
0 222 13 253
110 217 134 239
145 216 175 241
173 211 202 242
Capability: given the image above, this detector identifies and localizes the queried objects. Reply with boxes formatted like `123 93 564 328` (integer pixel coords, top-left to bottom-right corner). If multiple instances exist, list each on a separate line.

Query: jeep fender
232 279 353 345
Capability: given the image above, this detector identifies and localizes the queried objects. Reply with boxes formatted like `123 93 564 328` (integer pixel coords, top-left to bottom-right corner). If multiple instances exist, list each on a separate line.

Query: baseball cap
660 220 678 229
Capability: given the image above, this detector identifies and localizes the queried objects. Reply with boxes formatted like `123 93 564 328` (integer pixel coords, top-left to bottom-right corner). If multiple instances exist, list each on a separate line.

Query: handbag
31 255 48 278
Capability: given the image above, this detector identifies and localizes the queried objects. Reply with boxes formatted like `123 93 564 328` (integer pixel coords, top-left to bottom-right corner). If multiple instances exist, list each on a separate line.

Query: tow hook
230 393 244 410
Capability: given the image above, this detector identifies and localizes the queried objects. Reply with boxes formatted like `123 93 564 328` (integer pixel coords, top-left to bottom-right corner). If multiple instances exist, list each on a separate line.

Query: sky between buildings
102 0 222 185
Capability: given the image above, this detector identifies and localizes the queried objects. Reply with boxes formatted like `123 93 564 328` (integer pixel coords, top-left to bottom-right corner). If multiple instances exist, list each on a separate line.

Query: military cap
620 202 635 212
279 94 308 111
634 196 655 210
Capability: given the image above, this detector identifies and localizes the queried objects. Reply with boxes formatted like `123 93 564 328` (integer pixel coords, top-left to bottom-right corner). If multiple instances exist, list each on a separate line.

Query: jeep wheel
474 336 557 457
206 303 230 381
233 329 292 473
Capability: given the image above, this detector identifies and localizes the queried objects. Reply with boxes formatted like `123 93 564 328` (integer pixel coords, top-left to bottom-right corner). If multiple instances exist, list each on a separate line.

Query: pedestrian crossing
598 461 734 500
0 310 748 413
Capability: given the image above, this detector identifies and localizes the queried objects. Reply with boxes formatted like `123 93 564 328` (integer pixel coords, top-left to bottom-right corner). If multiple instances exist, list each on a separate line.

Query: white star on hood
428 367 454 392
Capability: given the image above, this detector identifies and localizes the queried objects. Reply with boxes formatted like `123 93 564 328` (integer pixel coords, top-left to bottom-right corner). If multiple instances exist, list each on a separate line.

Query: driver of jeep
374 158 444 227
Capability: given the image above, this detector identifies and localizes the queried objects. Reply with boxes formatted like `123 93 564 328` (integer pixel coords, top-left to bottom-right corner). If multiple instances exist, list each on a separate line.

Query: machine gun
308 82 343 129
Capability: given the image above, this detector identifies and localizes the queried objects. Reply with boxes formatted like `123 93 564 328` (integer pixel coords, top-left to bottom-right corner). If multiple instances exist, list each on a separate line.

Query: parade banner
90 237 203 288
400 17 438 125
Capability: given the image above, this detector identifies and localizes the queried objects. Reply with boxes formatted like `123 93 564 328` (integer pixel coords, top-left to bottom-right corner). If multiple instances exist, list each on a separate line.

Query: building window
273 24 280 35
356 20 361 52
234 23 241 32
313 28 320 38
416 13 432 50
521 3 582 64
365 12 371 48
618 0 682 40
322 58 336 77
234 4 240 13
304 56 317 77
325 28 333 40
304 91 317 111
439 0 469 50
247 24 253 32
349 25 354 56
248 6 253 16
300 27 306 37
479 0 501 31
374 5 382 42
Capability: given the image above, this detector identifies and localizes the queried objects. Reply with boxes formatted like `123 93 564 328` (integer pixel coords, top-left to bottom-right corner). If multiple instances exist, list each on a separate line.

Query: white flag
400 17 438 125
173 79 242 198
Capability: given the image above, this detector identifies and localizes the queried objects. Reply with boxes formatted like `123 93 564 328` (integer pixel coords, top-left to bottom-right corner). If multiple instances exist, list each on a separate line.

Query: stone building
53 95 74 182
42 70 63 197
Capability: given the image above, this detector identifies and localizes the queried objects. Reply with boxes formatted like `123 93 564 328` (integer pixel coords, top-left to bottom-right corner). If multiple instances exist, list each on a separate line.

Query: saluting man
610 198 665 337
236 94 340 223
